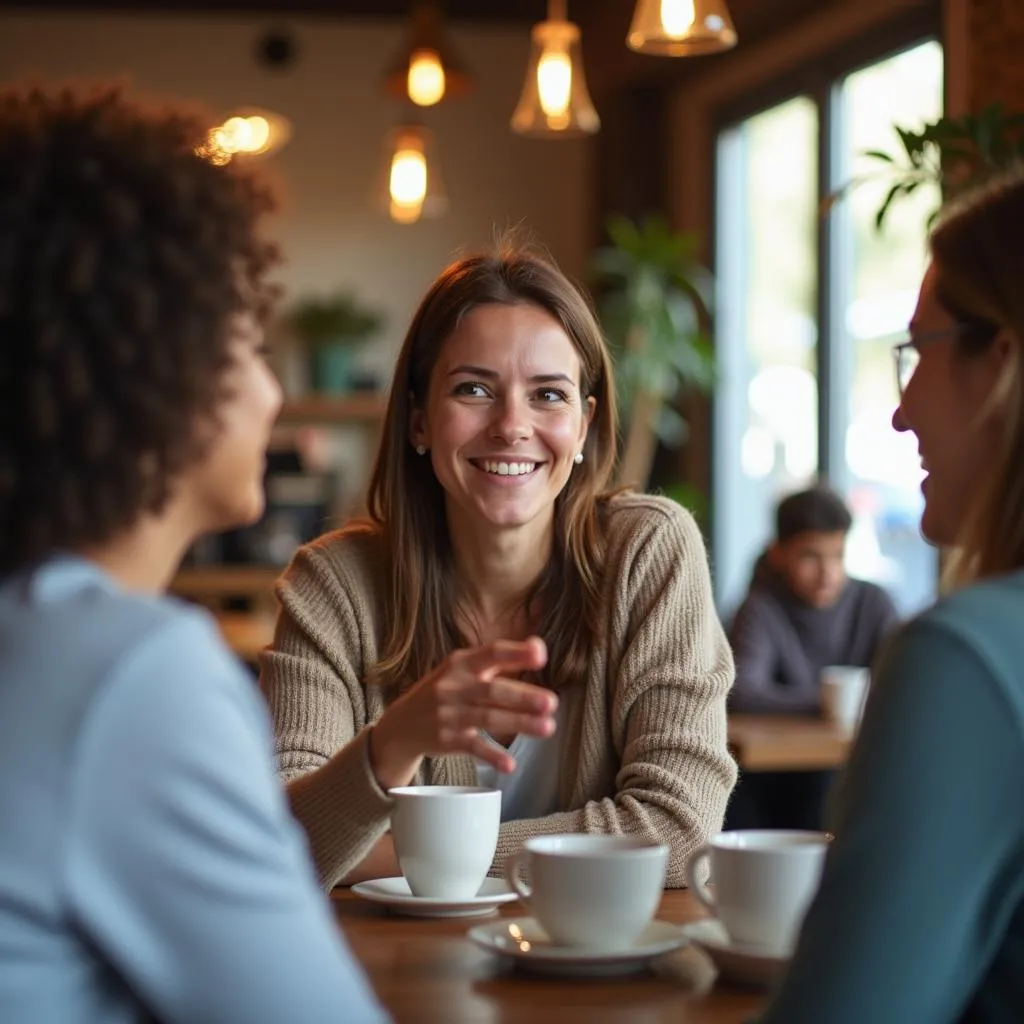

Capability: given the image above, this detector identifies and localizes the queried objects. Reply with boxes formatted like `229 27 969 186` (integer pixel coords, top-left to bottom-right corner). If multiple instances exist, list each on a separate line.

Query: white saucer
351 877 518 918
467 916 688 977
680 919 790 987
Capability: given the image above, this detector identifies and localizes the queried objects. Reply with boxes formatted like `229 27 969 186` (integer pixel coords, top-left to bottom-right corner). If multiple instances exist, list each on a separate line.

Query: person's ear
409 391 430 451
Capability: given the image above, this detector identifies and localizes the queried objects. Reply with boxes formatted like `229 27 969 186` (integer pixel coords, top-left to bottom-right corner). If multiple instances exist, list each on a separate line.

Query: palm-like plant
591 214 715 490
832 103 1024 231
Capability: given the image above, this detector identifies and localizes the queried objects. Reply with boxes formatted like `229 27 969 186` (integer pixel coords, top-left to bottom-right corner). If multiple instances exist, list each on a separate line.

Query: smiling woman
259 239 738 890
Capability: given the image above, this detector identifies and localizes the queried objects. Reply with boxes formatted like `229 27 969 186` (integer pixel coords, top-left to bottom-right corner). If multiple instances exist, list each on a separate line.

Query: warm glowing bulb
407 48 446 106
661 0 696 38
243 115 271 153
537 47 572 123
389 148 428 208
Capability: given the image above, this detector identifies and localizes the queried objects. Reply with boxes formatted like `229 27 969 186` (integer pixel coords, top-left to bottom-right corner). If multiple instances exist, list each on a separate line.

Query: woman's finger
459 731 518 773
453 636 548 680
439 702 557 739
453 674 558 713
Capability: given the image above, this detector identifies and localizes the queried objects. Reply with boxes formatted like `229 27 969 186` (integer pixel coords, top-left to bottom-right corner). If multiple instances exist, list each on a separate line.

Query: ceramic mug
820 665 870 733
504 834 668 949
685 830 829 954
389 785 501 900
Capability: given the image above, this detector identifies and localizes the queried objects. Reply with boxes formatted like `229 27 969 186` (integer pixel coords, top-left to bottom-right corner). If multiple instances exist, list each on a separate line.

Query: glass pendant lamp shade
627 0 737 56
383 2 473 107
381 124 447 224
511 0 599 137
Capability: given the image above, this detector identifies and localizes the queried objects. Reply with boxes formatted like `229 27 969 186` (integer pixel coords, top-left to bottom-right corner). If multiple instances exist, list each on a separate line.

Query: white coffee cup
820 665 870 733
504 834 668 950
389 785 500 900
684 830 828 955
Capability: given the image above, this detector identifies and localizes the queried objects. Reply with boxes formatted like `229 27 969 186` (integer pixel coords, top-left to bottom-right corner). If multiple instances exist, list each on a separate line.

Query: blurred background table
727 714 852 772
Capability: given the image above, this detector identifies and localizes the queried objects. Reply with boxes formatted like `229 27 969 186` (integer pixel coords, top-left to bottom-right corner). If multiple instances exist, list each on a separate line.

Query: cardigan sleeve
258 543 394 890
492 501 737 886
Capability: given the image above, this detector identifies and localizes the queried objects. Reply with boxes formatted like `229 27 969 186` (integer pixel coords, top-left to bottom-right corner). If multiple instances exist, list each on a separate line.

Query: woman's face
893 266 1007 546
182 311 282 533
412 302 594 538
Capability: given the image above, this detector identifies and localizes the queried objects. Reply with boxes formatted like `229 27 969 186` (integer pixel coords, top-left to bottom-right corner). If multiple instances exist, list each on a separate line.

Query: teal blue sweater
760 570 1024 1023
0 557 388 1023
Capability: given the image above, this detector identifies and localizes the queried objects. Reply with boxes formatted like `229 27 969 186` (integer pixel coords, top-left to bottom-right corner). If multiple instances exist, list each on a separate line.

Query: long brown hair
360 240 618 692
929 170 1024 585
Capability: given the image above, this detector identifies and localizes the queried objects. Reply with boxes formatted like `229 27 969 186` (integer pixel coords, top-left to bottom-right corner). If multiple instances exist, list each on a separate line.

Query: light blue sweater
0 557 389 1024
760 569 1024 1023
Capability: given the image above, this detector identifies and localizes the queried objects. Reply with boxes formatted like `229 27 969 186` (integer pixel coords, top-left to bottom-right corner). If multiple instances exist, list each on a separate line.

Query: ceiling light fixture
511 0 599 138
383 1 473 107
627 0 738 56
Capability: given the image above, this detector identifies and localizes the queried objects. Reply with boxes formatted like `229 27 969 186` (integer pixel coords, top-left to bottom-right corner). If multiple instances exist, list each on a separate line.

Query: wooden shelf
277 392 387 425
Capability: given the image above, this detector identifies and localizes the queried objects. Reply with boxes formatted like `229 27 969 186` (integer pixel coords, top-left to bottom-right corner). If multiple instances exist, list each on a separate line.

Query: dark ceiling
1 0 544 19
2 0 816 31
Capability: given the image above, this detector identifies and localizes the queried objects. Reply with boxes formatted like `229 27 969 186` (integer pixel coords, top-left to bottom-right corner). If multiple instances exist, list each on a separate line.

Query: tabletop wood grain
333 887 766 1023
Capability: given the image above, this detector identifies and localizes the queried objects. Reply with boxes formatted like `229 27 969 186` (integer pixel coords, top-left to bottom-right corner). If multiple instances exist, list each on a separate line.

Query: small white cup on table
820 664 870 734
504 834 668 950
684 829 829 955
389 785 501 900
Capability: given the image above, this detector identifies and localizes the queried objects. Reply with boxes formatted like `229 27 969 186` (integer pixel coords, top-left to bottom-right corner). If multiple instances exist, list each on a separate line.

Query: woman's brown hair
929 169 1024 584
360 240 618 692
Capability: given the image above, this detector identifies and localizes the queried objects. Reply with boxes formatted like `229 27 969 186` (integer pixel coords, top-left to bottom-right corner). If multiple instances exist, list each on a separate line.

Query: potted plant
288 291 385 394
829 102 1024 231
591 213 715 492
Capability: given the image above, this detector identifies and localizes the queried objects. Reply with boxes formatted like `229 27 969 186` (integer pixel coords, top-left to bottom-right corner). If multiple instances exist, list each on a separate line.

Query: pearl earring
415 445 427 456
574 452 584 464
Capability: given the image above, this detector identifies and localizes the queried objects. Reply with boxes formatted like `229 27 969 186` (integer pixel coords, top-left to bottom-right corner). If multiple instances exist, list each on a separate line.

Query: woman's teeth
481 461 537 476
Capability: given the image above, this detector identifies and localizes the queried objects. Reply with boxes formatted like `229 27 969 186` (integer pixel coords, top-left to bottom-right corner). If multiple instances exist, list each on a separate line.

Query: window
714 38 943 617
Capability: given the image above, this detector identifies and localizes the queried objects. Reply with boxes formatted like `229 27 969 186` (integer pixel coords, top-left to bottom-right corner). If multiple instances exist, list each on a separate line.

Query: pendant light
383 1 473 107
511 0 599 138
382 123 447 224
627 0 737 56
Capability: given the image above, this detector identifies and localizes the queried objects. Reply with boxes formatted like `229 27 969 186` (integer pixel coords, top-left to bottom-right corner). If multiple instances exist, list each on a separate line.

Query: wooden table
727 714 852 772
333 888 764 1023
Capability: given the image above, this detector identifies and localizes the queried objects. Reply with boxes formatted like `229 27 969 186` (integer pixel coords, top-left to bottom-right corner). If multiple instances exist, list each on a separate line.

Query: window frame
707 6 943 605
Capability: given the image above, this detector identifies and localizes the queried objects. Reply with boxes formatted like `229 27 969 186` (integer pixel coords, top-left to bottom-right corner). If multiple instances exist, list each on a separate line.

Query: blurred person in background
726 485 898 830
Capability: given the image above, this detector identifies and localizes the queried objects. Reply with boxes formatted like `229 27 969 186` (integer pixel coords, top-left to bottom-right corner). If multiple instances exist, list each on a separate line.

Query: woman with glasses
760 172 1024 1023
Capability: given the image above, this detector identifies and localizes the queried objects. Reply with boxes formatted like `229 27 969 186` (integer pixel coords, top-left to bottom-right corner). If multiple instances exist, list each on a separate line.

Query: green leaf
875 182 909 231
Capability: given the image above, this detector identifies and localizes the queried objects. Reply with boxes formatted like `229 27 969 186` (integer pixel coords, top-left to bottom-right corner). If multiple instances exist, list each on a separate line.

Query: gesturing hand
368 636 558 790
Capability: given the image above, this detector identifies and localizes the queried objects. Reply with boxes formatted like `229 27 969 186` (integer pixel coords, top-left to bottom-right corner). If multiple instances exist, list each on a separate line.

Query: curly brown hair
0 83 278 576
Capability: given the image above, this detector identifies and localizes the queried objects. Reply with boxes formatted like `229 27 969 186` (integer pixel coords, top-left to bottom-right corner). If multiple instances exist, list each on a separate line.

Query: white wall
0 12 594 385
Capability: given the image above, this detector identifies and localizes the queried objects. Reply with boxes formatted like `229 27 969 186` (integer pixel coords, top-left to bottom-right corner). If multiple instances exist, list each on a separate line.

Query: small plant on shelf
288 291 385 394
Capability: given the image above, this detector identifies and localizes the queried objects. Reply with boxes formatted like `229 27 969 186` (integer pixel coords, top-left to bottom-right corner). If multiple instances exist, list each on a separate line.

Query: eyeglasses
892 325 976 399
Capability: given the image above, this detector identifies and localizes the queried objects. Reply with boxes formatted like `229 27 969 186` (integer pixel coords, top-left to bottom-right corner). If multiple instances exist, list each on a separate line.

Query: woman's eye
535 388 569 403
453 381 490 398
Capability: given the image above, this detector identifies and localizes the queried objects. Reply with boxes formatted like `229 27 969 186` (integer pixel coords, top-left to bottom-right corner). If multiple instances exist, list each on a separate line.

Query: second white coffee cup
685 829 828 955
820 664 870 733
504 834 668 950
390 785 501 900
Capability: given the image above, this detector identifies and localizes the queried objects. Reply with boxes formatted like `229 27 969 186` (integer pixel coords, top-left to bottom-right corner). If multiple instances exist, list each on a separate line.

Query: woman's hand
367 637 557 791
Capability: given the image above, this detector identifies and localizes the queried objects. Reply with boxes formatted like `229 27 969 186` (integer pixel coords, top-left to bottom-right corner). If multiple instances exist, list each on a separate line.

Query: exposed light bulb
387 147 428 212
537 46 572 126
660 0 696 37
407 48 446 106
243 115 271 153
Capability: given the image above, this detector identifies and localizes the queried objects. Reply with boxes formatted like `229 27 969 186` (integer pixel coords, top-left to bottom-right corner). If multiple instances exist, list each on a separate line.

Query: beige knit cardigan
259 494 737 889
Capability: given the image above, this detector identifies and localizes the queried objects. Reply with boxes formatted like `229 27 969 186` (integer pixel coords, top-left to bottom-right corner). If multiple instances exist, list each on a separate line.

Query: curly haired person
0 84 387 1024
